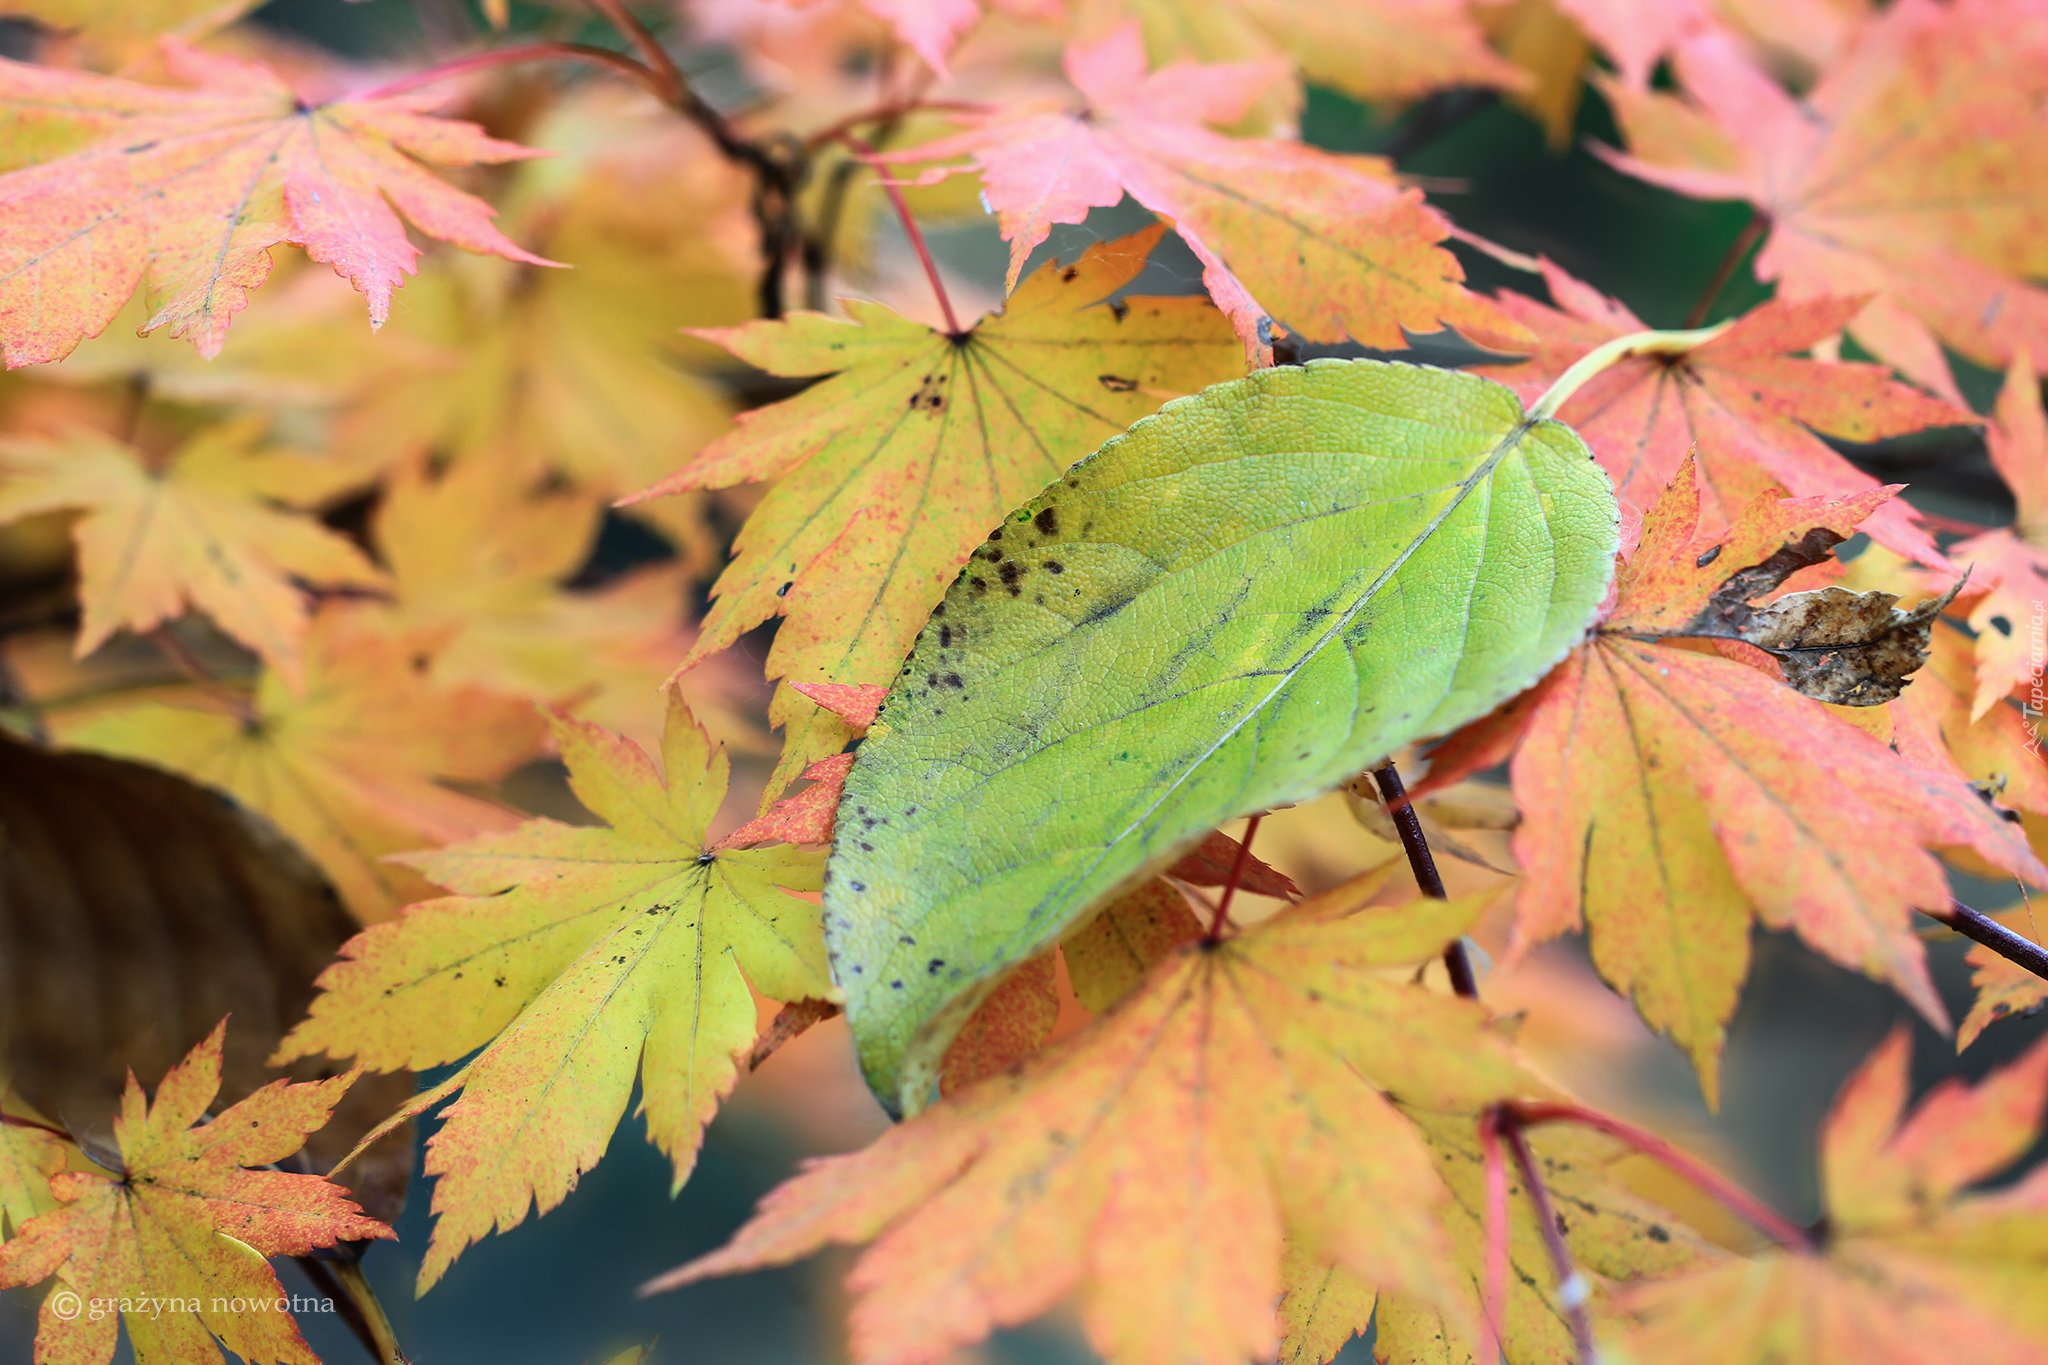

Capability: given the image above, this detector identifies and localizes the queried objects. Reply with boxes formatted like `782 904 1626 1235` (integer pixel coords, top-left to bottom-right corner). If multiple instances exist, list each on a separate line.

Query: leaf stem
1682 209 1771 329
146 627 256 725
1926 900 2048 984
1369 761 1477 996
804 99 994 153
835 132 964 336
0 1109 70 1140
1529 324 1735 422
1502 1112 1599 1365
1205 814 1264 941
292 1248 406 1365
352 41 661 102
581 0 685 106
1506 1099 1816 1252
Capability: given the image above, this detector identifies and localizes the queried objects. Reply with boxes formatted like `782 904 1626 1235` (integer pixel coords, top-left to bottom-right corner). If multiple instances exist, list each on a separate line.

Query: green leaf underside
825 358 1620 1111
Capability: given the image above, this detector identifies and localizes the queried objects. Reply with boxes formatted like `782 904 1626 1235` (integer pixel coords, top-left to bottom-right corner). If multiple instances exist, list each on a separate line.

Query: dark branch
1926 900 2048 984
1369 761 1477 996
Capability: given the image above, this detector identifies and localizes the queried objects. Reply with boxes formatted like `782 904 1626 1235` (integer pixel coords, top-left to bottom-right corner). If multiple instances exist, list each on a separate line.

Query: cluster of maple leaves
2 0 2048 1363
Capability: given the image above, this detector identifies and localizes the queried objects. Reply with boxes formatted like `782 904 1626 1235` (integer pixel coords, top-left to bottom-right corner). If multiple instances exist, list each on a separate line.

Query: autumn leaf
335 96 755 552
0 1020 390 1365
1958 907 2048 1050
0 38 552 368
1279 1111 1721 1365
46 607 545 922
629 225 1241 793
0 419 385 687
936 950 1058 1097
1596 4 2048 398
1948 352 2048 718
1077 0 1528 107
894 24 1527 356
273 690 832 1292
1475 260 1963 563
1428 464 2045 1099
0 1119 63 1240
1609 1027 2048 1363
646 876 1524 1365
6 1 262 70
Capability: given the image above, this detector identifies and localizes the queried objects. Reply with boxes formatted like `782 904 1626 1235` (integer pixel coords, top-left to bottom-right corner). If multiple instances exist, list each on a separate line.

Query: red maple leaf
0 39 553 368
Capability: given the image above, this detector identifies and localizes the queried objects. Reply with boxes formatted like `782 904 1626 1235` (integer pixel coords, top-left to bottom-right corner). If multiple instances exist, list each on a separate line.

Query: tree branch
1369 761 1477 997
1502 1113 1599 1365
1683 208 1770 328
1926 900 2048 983
353 41 661 102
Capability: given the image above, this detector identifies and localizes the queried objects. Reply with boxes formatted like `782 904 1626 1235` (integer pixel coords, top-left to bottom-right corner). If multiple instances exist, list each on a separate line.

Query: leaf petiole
1529 324 1736 423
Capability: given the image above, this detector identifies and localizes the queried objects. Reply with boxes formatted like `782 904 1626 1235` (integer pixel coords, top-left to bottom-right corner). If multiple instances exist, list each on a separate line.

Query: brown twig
1925 900 2048 984
1370 761 1478 997
354 41 663 102
1502 1114 1599 1364
1205 814 1264 941
1682 208 1770 328
293 1250 406 1365
835 132 964 335
0 1109 71 1140
581 0 685 105
1507 1099 1815 1252
802 98 993 153
146 628 257 724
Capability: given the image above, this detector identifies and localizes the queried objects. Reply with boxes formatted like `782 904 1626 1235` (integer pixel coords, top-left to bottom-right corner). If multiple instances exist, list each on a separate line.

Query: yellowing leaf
0 1118 63 1239
0 420 384 686
632 225 1240 792
0 1020 390 1365
897 26 1526 356
1957 907 2048 1050
1431 466 2045 1098
1610 1028 2048 1364
274 691 831 1292
1597 5 2048 398
5 1 262 66
0 39 552 367
647 879 1522 1365
46 607 545 922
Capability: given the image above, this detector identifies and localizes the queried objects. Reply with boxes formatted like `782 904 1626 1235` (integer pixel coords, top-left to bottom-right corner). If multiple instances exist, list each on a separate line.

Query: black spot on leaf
1097 374 1139 392
1035 506 1060 535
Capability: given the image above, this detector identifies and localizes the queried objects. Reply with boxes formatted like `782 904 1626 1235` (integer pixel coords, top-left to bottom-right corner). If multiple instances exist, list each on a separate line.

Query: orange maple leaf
646 875 1523 1365
1610 1027 2048 1363
1945 353 2048 718
1595 3 2048 399
0 1020 389 1365
0 420 385 688
1476 261 1964 565
1426 464 2045 1098
894 23 1525 357
0 38 552 368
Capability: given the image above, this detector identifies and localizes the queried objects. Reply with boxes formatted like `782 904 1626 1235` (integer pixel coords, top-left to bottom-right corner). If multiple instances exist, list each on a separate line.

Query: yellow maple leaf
0 1116 63 1240
0 419 385 687
630 224 1242 794
647 877 1524 1365
0 1020 390 1365
274 690 831 1292
45 607 545 922
1609 1027 2048 1363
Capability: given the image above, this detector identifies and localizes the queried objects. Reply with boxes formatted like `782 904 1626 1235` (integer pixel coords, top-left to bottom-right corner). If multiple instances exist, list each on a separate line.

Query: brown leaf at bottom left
0 1020 390 1365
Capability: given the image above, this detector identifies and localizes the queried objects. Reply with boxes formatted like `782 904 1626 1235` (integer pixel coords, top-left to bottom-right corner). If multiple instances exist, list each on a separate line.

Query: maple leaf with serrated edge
1595 3 2048 399
46 606 544 922
1077 0 1526 106
0 38 552 368
0 1020 389 1365
890 25 1527 359
1475 261 1963 565
1946 353 2048 718
625 225 1241 796
1609 1027 2048 1363
1422 464 2045 1101
1958 907 2048 1050
1280 1111 1721 1365
644 873 1524 1365
273 689 832 1293
0 420 384 688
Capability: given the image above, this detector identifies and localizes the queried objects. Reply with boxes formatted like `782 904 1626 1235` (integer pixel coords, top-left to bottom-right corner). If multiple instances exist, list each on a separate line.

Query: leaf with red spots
0 38 550 368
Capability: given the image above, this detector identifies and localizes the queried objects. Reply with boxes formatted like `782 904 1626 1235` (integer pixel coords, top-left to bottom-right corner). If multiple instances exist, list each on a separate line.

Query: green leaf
826 358 1619 1113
